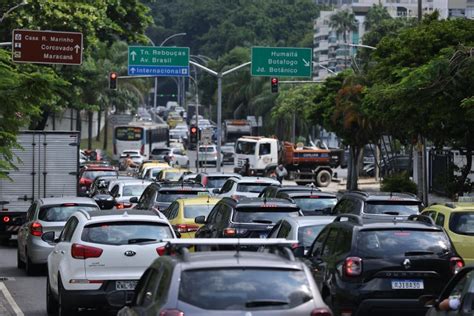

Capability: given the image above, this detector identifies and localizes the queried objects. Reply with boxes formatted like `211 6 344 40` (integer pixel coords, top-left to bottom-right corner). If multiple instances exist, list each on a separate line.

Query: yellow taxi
137 161 170 178
421 201 474 265
167 113 184 129
156 168 190 182
163 196 220 238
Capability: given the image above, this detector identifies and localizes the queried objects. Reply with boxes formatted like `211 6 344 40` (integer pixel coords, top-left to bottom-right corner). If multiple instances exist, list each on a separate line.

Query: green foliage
329 9 358 43
381 172 418 195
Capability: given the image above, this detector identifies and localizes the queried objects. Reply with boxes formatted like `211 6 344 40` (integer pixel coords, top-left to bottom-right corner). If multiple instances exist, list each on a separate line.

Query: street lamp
341 43 377 50
149 32 187 110
0 0 27 24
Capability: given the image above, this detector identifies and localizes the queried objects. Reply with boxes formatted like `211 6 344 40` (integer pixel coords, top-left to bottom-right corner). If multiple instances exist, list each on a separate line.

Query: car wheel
25 249 38 276
46 275 58 315
58 275 76 316
17 248 25 269
316 170 332 187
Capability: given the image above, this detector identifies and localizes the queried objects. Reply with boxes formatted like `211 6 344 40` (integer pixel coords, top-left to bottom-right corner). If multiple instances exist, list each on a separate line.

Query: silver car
17 197 99 275
114 239 332 315
108 179 151 208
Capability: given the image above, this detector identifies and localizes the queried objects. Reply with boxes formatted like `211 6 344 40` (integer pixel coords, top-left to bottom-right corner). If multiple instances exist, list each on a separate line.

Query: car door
307 226 334 289
18 202 37 257
49 216 79 293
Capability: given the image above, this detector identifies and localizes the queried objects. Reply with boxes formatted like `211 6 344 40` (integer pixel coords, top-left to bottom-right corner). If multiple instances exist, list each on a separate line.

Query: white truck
223 119 252 143
0 131 80 240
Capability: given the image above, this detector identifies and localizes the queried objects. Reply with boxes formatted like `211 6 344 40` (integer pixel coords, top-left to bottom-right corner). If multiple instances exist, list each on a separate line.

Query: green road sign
127 46 189 77
251 47 312 78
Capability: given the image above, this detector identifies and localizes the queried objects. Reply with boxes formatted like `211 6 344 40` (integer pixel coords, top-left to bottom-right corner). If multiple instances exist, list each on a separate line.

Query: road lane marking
0 282 24 316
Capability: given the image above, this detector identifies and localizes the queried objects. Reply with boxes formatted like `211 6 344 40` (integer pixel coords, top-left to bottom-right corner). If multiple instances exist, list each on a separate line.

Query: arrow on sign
130 51 137 62
74 45 80 53
302 59 310 67
130 67 136 74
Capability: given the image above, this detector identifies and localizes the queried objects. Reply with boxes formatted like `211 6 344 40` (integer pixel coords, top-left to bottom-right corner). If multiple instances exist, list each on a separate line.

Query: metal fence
429 150 453 195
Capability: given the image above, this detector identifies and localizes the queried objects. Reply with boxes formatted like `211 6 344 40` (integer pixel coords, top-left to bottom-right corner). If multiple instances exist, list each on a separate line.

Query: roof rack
407 214 435 225
444 202 456 209
334 214 363 225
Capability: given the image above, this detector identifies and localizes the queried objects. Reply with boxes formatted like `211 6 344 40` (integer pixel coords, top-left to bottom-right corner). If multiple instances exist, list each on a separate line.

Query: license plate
115 280 138 290
391 279 424 290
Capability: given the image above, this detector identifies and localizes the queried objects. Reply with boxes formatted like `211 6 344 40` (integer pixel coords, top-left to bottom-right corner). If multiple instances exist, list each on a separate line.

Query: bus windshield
115 127 143 141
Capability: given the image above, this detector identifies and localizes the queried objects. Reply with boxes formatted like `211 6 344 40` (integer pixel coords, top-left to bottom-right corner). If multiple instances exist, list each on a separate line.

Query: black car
305 214 464 316
330 191 423 219
259 185 321 198
133 183 207 212
364 155 412 177
194 197 302 248
275 191 337 215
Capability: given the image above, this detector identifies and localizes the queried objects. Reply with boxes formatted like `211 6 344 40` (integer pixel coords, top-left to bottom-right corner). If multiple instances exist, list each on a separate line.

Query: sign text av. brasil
128 46 190 77
251 47 312 78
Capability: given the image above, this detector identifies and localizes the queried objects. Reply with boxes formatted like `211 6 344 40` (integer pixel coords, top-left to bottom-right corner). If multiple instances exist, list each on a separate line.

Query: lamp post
149 32 187 110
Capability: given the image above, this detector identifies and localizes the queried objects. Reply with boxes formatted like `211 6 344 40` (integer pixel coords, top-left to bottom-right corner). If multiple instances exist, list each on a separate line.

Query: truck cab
234 137 279 176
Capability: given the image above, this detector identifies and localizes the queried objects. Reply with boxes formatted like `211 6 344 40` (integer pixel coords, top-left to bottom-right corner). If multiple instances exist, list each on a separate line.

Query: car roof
344 191 421 202
38 197 97 206
426 202 474 212
83 209 166 220
228 197 299 209
284 191 336 198
341 219 443 231
284 216 336 226
158 186 209 192
172 251 305 270
117 180 152 186
83 166 116 171
200 172 241 178
234 176 280 184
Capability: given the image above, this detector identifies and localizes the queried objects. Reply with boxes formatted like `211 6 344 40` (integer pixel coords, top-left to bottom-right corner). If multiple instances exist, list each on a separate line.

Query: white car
217 176 280 198
141 166 171 181
198 145 219 166
108 180 151 208
45 209 176 315
119 150 144 166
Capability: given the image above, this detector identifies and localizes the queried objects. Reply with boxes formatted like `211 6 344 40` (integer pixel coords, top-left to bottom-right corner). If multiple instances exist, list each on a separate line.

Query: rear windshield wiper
128 238 158 244
251 219 273 224
404 251 434 256
245 299 289 308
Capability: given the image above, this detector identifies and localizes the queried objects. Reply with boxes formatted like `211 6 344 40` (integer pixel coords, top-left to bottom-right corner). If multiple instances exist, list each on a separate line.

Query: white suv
44 209 177 315
217 176 280 199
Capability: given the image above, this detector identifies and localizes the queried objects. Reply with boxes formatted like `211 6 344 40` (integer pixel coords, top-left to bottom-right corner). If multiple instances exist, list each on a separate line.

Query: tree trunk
76 109 81 132
87 111 93 150
458 148 472 196
347 145 360 190
96 110 101 141
103 110 108 151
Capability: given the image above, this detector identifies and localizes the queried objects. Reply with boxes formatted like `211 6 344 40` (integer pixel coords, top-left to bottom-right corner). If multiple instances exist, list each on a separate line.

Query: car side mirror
174 230 182 238
106 290 130 308
41 231 56 244
212 188 220 194
129 197 139 203
195 215 206 224
418 295 438 308
292 245 305 257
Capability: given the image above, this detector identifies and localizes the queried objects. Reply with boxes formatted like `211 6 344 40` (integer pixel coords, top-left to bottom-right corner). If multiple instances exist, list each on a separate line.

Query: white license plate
116 280 138 290
391 279 424 290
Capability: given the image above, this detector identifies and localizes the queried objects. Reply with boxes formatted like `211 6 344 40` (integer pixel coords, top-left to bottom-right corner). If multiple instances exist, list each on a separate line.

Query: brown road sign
12 29 83 65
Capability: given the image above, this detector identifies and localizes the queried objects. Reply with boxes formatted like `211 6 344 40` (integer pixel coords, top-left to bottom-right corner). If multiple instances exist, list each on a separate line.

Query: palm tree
329 9 358 68
364 4 391 31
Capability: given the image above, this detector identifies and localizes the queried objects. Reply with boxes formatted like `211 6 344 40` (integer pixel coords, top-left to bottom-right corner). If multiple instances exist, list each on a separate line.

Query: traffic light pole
189 60 251 172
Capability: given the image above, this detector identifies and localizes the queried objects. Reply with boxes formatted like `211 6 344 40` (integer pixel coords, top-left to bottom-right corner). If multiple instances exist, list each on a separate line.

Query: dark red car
78 166 118 196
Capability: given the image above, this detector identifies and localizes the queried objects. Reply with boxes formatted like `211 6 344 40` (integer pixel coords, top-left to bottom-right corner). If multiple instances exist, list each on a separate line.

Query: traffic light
189 125 198 143
271 77 278 93
109 72 118 90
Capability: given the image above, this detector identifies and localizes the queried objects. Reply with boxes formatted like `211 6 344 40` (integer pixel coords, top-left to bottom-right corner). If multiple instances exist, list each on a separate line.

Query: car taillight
175 224 199 233
2 216 10 223
223 227 236 237
71 243 103 259
156 246 166 256
116 202 132 209
30 221 43 237
160 309 184 316
311 307 333 316
344 257 362 276
140 144 145 156
450 257 464 274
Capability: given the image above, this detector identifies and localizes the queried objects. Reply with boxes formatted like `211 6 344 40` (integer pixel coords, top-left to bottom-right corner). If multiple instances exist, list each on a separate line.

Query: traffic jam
0 109 473 316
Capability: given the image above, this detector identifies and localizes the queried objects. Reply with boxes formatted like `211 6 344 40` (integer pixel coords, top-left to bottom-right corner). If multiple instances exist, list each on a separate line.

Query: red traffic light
110 72 117 79
271 77 278 84
190 127 197 133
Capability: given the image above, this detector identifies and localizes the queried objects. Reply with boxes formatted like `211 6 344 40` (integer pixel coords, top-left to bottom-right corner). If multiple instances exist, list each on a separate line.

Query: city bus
113 121 169 160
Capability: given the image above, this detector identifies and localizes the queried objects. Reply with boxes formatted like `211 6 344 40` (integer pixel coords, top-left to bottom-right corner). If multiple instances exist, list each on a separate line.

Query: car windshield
156 191 203 202
199 147 215 153
81 221 173 245
293 197 337 212
298 224 328 248
235 141 256 155
237 183 271 193
122 184 148 197
364 201 420 215
163 171 184 181
449 212 474 236
184 204 215 219
82 170 117 180
205 177 228 189
179 268 312 310
38 205 99 222
356 229 450 257
233 207 300 224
